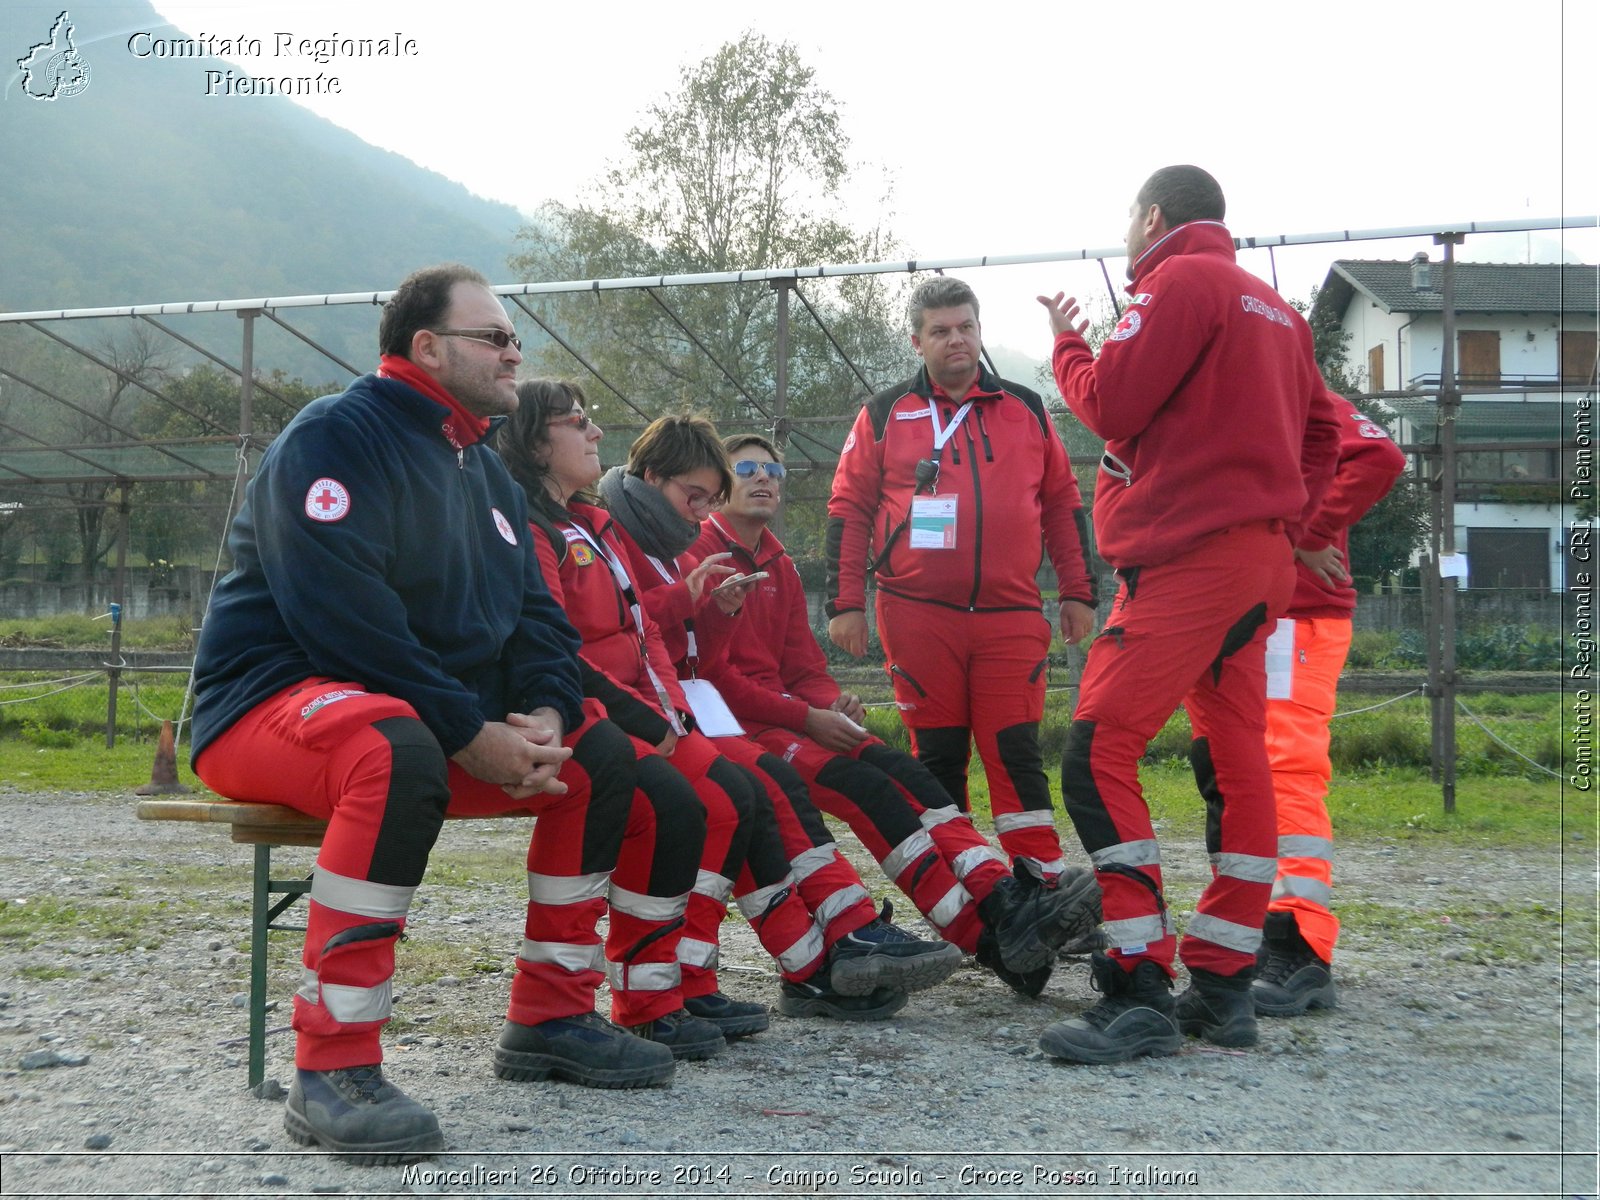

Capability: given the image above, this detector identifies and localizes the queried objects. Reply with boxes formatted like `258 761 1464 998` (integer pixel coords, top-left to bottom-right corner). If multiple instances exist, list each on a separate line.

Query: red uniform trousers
1262 616 1350 963
194 679 703 1069
875 595 1067 878
659 730 828 993
1060 524 1294 978
707 733 879 949
745 728 1011 954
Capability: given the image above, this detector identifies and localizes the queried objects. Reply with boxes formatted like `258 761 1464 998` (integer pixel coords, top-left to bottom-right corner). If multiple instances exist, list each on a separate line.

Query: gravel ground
0 786 1594 1200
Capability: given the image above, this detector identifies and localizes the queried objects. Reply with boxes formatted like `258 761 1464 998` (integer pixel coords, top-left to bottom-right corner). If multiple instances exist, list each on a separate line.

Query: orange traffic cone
135 720 191 796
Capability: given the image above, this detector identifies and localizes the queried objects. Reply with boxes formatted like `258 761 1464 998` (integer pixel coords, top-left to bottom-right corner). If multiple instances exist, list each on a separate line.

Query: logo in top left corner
305 478 351 523
16 11 91 101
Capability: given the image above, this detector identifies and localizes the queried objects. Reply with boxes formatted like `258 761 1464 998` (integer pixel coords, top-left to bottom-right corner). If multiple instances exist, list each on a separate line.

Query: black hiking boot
974 926 1052 997
285 1065 443 1164
683 990 770 1039
494 1011 675 1087
1038 952 1182 1064
979 862 1103 976
827 900 962 996
778 963 908 1021
625 1008 726 1061
1252 912 1337 1017
1175 966 1259 1047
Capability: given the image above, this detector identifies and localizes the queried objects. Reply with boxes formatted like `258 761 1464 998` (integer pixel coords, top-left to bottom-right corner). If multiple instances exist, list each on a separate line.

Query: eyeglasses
667 477 720 512
434 327 522 351
733 460 786 480
547 410 593 431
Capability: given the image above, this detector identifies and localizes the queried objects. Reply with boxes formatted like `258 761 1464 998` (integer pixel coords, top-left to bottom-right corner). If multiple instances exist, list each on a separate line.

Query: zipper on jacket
966 420 984 610
975 405 994 463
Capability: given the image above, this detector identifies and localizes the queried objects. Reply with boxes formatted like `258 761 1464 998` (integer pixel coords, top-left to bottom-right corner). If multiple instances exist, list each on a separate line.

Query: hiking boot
683 990 770 1039
1253 912 1337 1017
979 862 1103 976
1058 927 1109 959
827 900 963 996
625 1008 726 1061
285 1065 443 1164
1038 952 1182 1064
493 1011 675 1088
1175 966 1259 1047
778 964 908 1022
974 926 1052 998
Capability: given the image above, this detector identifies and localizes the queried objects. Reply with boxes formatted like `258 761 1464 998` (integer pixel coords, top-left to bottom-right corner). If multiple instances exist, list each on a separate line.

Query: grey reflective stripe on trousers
1207 852 1279 884
771 924 826 976
951 843 1008 880
310 868 415 919
608 883 689 922
1271 875 1333 907
882 828 937 881
527 870 608 906
736 875 796 920
1092 839 1162 869
925 882 971 930
994 809 1056 834
678 937 719 970
790 844 841 883
519 938 604 974
1186 912 1264 954
1278 835 1334 861
813 883 871 929
606 959 681 993
297 969 393 1023
694 869 734 905
1103 912 1170 948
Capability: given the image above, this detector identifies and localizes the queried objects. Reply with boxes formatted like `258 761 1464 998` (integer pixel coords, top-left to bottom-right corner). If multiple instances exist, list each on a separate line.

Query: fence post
1434 234 1464 813
105 481 131 749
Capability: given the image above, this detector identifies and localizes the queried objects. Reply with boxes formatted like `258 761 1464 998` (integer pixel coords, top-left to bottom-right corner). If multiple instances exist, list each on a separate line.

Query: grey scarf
597 466 699 561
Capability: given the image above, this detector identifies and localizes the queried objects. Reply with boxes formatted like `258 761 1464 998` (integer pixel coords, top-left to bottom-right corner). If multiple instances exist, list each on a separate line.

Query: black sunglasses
733 460 786 479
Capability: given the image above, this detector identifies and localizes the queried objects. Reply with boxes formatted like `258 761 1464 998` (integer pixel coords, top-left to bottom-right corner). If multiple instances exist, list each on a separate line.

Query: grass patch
0 614 195 649
0 893 174 951
17 963 80 981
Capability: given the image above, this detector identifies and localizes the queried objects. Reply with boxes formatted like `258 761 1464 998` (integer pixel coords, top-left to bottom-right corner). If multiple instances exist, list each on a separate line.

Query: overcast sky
63 1 1600 349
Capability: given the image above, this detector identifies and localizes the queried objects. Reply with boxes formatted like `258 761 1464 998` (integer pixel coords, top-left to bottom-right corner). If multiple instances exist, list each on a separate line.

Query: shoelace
332 1064 389 1103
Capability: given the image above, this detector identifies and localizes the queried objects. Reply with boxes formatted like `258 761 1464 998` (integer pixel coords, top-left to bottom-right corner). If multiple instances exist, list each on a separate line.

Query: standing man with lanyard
1037 165 1342 1063
826 276 1099 899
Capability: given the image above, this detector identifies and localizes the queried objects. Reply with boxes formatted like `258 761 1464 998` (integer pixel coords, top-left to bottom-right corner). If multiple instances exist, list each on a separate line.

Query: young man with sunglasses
191 265 702 1161
825 277 1100 918
699 435 1102 996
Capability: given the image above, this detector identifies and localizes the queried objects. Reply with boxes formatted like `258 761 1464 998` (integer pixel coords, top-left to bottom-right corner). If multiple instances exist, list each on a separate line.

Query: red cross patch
491 508 518 545
304 478 350 523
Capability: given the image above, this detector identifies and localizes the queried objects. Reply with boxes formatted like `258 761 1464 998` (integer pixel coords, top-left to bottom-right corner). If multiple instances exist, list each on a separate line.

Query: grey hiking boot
494 1011 675 1087
827 900 963 996
1039 952 1182 1064
683 990 770 1039
1252 911 1337 1017
625 1008 726 1061
285 1065 443 1164
974 926 1052 997
1176 966 1259 1047
979 862 1103 976
779 964 908 1021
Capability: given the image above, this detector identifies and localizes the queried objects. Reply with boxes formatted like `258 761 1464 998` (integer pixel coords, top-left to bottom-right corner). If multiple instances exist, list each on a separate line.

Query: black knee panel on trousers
857 741 958 810
755 752 833 848
994 721 1052 812
569 718 638 871
1189 736 1224 857
814 755 923 845
914 726 973 812
706 757 764 880
1059 719 1119 855
368 717 450 887
1209 602 1270 685
635 754 708 895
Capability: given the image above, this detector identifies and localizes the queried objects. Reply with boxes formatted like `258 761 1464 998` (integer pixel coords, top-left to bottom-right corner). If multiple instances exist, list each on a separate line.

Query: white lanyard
566 521 686 734
927 398 973 453
643 551 701 670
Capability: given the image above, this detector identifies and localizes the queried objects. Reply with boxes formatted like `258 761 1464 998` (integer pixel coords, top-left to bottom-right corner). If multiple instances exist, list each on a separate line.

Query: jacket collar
908 362 1005 404
1128 219 1236 287
704 511 784 566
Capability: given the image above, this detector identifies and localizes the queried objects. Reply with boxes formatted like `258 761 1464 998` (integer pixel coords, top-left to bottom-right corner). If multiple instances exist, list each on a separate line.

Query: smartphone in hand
712 570 769 595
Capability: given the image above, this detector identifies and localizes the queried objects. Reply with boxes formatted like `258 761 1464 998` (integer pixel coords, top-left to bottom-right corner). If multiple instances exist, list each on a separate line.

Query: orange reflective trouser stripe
1263 616 1352 963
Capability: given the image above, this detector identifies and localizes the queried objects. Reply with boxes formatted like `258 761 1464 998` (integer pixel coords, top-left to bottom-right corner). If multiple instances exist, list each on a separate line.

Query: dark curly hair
496 378 590 520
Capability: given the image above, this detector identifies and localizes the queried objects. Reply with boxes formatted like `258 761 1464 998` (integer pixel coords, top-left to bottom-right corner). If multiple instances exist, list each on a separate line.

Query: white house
1312 257 1597 592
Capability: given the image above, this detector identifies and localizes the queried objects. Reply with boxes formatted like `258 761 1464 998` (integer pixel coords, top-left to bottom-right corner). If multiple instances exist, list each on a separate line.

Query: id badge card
1264 618 1296 700
679 678 745 737
908 494 958 550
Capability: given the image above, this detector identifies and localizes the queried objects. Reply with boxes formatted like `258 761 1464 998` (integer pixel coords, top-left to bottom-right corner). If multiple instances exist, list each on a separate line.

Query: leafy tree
509 31 911 545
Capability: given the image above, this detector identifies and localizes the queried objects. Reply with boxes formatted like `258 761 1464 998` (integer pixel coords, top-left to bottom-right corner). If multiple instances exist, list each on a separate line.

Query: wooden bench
135 798 529 1089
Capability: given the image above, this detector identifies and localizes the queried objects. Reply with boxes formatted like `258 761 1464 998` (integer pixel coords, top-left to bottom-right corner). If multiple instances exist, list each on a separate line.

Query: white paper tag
1265 618 1296 700
679 678 745 738
908 494 958 550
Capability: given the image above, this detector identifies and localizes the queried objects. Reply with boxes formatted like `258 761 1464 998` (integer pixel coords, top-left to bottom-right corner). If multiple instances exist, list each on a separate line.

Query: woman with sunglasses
596 413 964 1000
500 384 958 1033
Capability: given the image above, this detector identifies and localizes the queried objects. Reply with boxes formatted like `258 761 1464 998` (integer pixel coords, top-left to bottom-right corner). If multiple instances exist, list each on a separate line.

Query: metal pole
105 481 130 749
1435 235 1464 813
769 278 792 540
235 310 258 518
1424 458 1443 781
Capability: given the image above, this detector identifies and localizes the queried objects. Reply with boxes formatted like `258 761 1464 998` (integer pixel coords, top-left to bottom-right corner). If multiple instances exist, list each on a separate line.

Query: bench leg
249 844 270 1090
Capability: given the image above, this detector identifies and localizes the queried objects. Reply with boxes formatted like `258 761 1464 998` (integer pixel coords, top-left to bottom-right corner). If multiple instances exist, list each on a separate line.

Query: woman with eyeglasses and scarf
499 385 962 1033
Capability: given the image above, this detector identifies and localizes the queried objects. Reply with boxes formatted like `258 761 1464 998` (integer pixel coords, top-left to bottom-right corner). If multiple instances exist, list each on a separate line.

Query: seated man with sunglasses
692 434 1102 997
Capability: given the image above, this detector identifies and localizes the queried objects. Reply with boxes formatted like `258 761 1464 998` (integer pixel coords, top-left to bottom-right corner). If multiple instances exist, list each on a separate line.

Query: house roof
1316 259 1599 320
